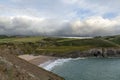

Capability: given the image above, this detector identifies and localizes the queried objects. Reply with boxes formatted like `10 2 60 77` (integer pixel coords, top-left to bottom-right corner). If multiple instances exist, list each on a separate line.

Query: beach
18 54 57 65
18 54 72 71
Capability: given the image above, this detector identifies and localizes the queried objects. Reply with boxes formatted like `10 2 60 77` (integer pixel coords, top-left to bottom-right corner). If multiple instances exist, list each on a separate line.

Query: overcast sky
0 0 120 36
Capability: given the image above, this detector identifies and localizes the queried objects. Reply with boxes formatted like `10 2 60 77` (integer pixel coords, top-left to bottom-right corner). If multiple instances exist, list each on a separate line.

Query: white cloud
70 16 120 36
1 0 120 36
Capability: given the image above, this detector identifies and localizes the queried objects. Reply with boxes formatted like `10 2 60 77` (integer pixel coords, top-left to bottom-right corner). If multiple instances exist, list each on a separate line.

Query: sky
0 0 120 36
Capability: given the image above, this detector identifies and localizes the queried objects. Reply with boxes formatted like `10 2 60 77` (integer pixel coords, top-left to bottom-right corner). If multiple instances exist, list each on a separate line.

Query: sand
18 54 57 65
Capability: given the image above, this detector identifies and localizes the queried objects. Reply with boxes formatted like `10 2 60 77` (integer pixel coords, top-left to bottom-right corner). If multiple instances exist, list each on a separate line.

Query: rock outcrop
43 48 120 58
0 49 64 80
61 48 120 58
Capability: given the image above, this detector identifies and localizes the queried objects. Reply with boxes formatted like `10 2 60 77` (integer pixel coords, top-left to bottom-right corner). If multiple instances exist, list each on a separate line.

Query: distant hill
0 35 120 57
0 35 9 39
102 35 120 45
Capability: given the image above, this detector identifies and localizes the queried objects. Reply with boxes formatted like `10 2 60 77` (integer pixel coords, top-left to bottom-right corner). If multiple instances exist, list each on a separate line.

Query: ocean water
40 58 120 80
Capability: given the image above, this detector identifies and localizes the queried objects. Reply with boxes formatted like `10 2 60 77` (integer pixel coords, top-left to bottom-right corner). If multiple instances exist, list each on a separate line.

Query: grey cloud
0 16 120 37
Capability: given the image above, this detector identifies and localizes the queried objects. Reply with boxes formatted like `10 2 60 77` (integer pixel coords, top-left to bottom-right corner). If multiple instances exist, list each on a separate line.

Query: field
0 36 44 43
0 35 119 55
102 35 120 45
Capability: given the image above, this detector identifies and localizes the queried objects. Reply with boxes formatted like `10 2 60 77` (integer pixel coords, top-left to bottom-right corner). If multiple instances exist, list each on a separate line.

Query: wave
39 57 85 71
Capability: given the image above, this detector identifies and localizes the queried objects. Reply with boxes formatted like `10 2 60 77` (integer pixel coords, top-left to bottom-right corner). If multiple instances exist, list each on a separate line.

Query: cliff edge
0 49 64 80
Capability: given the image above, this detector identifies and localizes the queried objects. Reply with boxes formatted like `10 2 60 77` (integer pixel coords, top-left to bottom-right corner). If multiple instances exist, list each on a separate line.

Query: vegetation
103 35 120 45
0 35 119 55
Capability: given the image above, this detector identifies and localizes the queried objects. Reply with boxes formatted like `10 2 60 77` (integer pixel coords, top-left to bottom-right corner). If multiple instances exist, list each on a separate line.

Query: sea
39 58 120 80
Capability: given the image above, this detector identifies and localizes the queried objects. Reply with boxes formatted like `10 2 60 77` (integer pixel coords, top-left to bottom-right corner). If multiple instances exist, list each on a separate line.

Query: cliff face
38 48 120 58
0 47 120 80
60 48 120 58
0 49 64 80
0 56 39 80
1 44 120 58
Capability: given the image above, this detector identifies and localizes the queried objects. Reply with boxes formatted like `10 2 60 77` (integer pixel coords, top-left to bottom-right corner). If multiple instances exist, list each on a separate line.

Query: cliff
59 48 120 58
0 36 120 80
0 49 64 80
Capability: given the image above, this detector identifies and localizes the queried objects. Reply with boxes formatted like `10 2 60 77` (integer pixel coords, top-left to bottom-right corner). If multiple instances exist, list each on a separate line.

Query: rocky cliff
0 49 64 80
59 48 120 58
0 46 120 80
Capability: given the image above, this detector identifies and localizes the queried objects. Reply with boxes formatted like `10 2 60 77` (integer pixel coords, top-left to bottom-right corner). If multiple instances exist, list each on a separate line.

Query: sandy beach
18 54 57 65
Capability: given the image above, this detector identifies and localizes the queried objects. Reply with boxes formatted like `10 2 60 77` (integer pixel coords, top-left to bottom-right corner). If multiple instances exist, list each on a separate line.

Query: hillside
0 48 64 80
0 36 119 57
0 35 120 80
102 35 120 45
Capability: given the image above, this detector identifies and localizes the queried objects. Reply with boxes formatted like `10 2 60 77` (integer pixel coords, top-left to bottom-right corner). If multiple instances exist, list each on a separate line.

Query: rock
0 49 64 80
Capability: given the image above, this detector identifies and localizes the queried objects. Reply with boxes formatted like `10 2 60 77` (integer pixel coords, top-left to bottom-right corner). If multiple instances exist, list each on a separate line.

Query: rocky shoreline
77 48 120 58
1 46 120 80
40 48 120 58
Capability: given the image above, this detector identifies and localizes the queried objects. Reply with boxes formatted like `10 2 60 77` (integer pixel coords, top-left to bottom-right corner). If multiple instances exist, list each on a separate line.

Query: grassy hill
0 35 119 56
102 35 120 45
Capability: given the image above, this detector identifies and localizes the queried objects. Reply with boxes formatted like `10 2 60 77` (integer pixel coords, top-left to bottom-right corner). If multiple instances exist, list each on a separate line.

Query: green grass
57 38 77 42
36 46 92 53
57 38 117 47
103 35 120 45
0 36 44 43
13 37 44 42
0 36 119 55
34 38 117 54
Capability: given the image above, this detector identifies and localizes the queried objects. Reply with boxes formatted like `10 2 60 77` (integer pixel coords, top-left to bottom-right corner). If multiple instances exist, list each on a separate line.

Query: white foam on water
39 57 85 71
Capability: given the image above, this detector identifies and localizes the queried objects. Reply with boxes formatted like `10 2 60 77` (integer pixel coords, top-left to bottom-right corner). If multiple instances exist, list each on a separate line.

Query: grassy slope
102 35 120 45
0 36 44 43
0 36 119 55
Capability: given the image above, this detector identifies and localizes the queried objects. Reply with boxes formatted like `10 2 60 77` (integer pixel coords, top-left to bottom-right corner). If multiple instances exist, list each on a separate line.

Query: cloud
0 16 120 36
1 0 120 20
1 0 120 37
61 0 120 18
